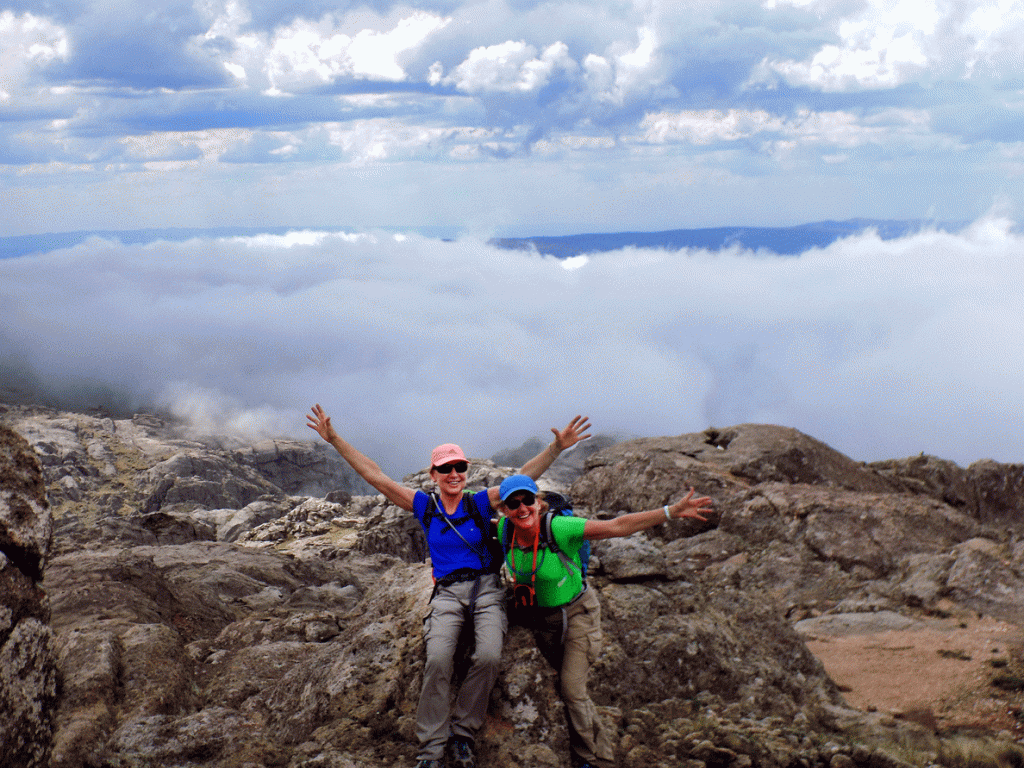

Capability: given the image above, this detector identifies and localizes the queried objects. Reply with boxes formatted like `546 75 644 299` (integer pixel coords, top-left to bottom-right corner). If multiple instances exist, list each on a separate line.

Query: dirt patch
803 610 1024 738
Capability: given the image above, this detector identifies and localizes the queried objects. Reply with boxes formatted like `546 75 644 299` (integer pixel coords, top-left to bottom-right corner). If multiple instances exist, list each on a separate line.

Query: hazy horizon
3 216 1022 477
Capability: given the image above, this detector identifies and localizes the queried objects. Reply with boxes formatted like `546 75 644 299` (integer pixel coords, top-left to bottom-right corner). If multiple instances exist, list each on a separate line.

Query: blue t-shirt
413 489 495 581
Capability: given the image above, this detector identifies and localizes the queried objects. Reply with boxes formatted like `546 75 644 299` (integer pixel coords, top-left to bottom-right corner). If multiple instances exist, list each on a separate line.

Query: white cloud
1 0 1022 247
641 109 785 144
755 0 1024 90
637 107 933 152
0 10 68 103
3 217 1024 473
755 6 934 91
961 0 1024 77
119 129 254 162
197 6 451 94
584 25 667 105
447 40 576 93
321 120 502 163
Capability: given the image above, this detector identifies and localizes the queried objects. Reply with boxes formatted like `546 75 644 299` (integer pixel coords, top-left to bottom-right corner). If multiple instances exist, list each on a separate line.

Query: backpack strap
463 492 503 573
426 492 500 574
498 517 512 561
540 512 582 586
502 512 583 581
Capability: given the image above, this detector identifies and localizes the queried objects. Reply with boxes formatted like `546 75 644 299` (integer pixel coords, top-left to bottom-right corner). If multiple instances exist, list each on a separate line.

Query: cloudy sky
2 0 1023 236
3 0 1024 476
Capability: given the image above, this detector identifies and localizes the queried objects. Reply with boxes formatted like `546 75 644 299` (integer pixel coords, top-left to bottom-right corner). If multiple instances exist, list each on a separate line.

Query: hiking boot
446 736 476 768
414 760 444 768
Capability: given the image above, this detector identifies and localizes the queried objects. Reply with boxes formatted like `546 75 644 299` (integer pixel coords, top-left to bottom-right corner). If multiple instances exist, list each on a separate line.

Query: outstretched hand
550 415 592 452
306 403 338 443
667 488 713 522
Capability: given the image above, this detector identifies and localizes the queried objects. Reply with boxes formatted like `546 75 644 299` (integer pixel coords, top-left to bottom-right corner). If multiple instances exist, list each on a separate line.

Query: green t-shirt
500 515 587 608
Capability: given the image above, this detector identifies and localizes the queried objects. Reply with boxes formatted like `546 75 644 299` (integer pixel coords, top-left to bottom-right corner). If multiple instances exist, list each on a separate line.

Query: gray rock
6 407 1024 767
142 451 281 512
891 553 955 608
246 438 371 497
871 454 1024 527
793 611 924 639
571 425 899 522
0 425 57 768
946 538 1024 624
594 536 666 580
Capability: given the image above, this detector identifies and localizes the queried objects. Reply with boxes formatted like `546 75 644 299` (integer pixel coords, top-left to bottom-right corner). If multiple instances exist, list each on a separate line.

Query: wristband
664 505 672 521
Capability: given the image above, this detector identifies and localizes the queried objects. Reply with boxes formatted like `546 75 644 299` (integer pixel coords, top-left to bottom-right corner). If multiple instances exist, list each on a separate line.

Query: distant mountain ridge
490 218 967 257
0 219 966 259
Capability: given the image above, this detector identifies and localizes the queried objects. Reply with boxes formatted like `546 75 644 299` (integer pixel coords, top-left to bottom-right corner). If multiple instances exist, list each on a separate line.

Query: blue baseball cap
499 474 539 501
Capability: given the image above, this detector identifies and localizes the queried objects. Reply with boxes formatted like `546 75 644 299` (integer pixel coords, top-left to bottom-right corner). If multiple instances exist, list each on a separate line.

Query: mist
2 217 1022 476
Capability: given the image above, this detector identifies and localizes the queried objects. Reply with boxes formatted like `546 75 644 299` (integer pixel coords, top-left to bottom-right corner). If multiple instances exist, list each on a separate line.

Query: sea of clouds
2 216 1022 475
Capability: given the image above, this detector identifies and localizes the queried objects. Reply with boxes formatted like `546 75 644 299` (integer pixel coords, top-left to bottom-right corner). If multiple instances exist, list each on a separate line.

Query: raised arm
486 415 592 506
307 404 416 512
583 488 712 541
520 415 592 479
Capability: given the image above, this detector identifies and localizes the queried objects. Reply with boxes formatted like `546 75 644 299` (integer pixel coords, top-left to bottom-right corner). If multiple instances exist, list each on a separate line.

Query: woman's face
505 490 542 531
431 460 467 497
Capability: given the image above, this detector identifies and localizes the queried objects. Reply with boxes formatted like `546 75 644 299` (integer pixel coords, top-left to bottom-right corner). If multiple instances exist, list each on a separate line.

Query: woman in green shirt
497 474 712 768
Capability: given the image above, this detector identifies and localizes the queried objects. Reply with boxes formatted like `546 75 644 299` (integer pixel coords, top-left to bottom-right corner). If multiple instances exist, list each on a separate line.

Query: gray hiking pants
416 573 507 761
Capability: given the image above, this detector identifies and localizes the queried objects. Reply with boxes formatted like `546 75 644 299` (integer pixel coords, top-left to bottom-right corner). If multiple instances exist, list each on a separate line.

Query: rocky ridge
2 404 1024 768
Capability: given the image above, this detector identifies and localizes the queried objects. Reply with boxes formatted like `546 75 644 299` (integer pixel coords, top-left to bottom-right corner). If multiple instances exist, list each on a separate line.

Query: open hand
306 404 338 443
668 488 713 522
551 415 592 451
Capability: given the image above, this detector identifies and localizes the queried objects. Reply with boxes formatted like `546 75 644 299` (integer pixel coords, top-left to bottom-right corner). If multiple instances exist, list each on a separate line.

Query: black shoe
446 736 476 768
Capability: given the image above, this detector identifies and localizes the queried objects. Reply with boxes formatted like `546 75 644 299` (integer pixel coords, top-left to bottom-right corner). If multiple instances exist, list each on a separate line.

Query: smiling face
505 491 543 536
430 460 467 500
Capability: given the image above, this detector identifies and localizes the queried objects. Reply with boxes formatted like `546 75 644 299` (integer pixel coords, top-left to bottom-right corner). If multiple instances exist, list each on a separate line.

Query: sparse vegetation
936 735 1024 768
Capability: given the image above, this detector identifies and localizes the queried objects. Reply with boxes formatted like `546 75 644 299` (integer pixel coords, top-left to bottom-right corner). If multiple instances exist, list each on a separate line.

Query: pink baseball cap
431 443 467 467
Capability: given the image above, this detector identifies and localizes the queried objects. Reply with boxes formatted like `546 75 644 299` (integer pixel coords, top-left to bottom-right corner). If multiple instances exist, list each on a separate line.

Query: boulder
966 459 1024 525
141 451 282 512
870 454 1024 526
572 425 898 520
945 538 1024 624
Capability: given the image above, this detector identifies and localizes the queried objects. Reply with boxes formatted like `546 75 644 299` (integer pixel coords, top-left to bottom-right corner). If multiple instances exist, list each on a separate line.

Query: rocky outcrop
571 425 898 519
871 453 1024 524
5 406 1024 767
0 425 57 768
40 540 845 768
571 425 1024 625
0 404 370 555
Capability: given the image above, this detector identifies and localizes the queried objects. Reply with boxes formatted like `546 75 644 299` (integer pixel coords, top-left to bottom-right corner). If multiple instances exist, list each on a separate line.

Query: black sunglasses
434 461 468 474
504 492 536 510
